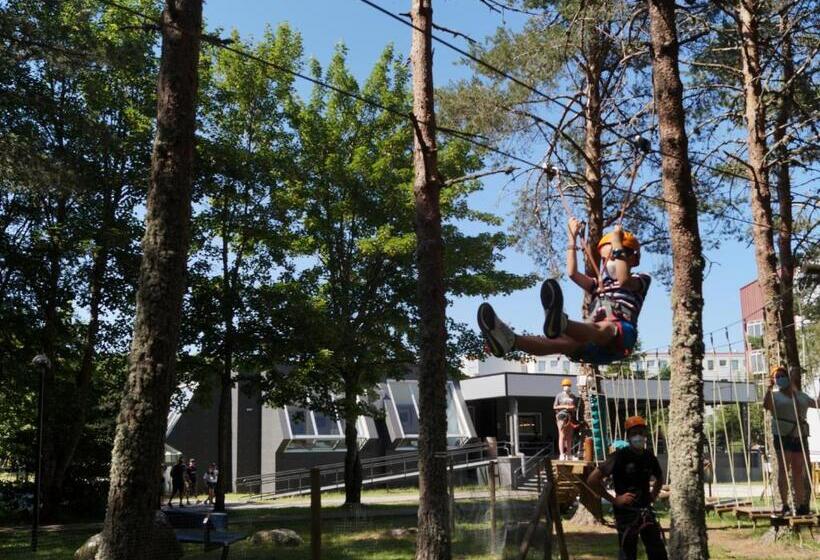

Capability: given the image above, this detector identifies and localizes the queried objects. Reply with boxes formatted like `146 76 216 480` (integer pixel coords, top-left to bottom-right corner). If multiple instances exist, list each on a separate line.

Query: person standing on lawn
167 458 186 508
587 416 667 560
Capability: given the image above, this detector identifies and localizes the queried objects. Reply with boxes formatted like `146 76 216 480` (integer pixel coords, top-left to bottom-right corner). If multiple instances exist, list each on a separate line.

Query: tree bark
772 6 801 386
39 194 66 520
647 2 709 558
410 1 450 558
215 226 235 512
737 0 786 371
96 1 201 558
343 416 363 505
48 182 119 512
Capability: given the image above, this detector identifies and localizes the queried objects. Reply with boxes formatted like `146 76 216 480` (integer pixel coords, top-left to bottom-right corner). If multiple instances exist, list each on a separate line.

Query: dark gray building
166 378 477 492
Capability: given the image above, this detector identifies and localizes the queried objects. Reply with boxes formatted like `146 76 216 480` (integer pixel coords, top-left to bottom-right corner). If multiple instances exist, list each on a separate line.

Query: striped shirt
587 271 651 325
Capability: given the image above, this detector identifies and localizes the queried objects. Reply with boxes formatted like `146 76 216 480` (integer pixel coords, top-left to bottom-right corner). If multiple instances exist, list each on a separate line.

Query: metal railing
512 444 553 489
237 441 512 500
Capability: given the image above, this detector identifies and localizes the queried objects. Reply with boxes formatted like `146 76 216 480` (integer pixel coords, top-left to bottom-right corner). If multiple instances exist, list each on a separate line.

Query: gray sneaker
477 303 516 357
540 279 567 339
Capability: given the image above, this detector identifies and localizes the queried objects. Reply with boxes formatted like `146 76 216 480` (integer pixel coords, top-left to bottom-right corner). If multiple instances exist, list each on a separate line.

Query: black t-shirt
598 447 662 511
170 463 186 483
187 465 197 482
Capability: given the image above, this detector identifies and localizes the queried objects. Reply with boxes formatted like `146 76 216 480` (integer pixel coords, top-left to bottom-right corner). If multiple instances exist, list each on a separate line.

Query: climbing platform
705 498 752 515
732 506 780 528
552 460 602 520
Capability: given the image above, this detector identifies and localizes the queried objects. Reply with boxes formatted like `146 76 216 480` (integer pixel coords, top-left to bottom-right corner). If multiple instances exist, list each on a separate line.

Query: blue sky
204 0 762 351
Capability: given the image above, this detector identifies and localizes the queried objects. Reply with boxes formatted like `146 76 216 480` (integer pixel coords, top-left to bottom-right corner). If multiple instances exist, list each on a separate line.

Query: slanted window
282 400 354 452
390 381 420 436
538 361 546 372
385 380 471 449
659 360 668 369
719 360 726 367
730 360 739 371
647 360 655 368
707 360 714 371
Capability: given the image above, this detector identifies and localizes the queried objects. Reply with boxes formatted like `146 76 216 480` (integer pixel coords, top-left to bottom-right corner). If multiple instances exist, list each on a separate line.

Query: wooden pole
410 1 450 557
311 467 321 560
489 461 497 554
544 459 568 560
449 459 455 536
518 482 551 559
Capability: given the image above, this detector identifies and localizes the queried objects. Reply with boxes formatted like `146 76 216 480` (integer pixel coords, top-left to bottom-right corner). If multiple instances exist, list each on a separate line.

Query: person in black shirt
588 416 667 560
167 458 186 508
186 458 199 505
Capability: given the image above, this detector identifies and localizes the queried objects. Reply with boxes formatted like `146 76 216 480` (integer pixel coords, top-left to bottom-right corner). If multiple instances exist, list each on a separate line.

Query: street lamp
30 354 50 552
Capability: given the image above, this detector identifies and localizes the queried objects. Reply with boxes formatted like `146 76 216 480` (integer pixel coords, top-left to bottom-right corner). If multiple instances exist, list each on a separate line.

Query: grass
2 501 819 559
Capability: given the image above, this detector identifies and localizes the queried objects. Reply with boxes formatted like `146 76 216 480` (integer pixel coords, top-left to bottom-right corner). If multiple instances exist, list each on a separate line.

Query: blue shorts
570 319 638 365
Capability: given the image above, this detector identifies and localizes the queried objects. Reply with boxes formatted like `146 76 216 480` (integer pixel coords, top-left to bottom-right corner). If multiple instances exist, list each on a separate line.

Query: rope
630 367 639 418
776 308 819 513
766 307 795 512
711 335 738 506
550 169 601 280
653 356 662 453
725 330 755 506
643 368 656 452
615 138 650 225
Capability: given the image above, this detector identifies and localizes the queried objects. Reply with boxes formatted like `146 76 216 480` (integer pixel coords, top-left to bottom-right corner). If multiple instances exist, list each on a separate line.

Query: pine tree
97 1 202 557
647 1 709 557
411 1 450 558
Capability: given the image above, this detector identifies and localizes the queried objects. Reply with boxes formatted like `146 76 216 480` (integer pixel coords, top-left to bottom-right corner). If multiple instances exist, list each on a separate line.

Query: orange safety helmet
561 378 572 387
624 416 647 431
598 230 640 252
770 365 787 378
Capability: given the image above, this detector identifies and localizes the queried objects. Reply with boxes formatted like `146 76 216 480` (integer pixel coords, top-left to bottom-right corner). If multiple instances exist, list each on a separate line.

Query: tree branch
444 166 518 186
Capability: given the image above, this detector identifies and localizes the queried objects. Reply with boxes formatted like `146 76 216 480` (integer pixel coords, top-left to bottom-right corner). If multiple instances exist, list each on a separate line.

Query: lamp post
30 354 50 552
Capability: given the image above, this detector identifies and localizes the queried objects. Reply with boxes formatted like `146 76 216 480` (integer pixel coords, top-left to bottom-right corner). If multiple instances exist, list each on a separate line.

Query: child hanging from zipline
478 218 650 365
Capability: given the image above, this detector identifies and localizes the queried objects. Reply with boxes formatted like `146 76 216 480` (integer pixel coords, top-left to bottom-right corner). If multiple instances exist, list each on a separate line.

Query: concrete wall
166 383 220 493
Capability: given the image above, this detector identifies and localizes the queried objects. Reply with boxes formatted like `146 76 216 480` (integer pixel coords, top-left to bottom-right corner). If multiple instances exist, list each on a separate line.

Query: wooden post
544 459 568 560
489 461 497 554
448 459 455 536
518 481 551 559
311 467 321 560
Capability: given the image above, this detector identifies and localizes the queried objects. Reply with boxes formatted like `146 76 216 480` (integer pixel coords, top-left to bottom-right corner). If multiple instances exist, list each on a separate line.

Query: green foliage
257 44 534 423
438 1 669 276
706 403 765 450
0 0 156 500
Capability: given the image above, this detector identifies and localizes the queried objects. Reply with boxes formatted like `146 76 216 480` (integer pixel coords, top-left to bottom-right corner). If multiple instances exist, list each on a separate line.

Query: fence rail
237 441 512 500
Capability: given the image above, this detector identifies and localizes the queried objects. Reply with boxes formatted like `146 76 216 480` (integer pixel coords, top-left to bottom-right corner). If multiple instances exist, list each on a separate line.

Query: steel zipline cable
97 0 820 245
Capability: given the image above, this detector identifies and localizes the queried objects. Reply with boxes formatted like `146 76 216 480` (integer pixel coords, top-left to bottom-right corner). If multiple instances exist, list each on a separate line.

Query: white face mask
629 435 646 450
562 386 570 393
605 259 618 278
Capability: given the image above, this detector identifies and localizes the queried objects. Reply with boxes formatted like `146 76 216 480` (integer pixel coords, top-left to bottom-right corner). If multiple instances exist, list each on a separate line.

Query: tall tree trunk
647 2 709 558
410 1 450 558
48 183 118 511
97 1 201 558
215 228 234 512
343 415 363 505
214 364 232 511
772 6 801 386
737 0 786 371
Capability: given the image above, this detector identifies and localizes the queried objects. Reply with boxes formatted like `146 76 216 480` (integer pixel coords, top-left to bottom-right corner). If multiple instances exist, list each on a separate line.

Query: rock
250 528 304 546
385 527 418 538
74 511 182 560
74 533 101 560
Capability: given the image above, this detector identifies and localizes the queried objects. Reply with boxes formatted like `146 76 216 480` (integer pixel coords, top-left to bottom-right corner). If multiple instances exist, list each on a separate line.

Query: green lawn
2 504 819 560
